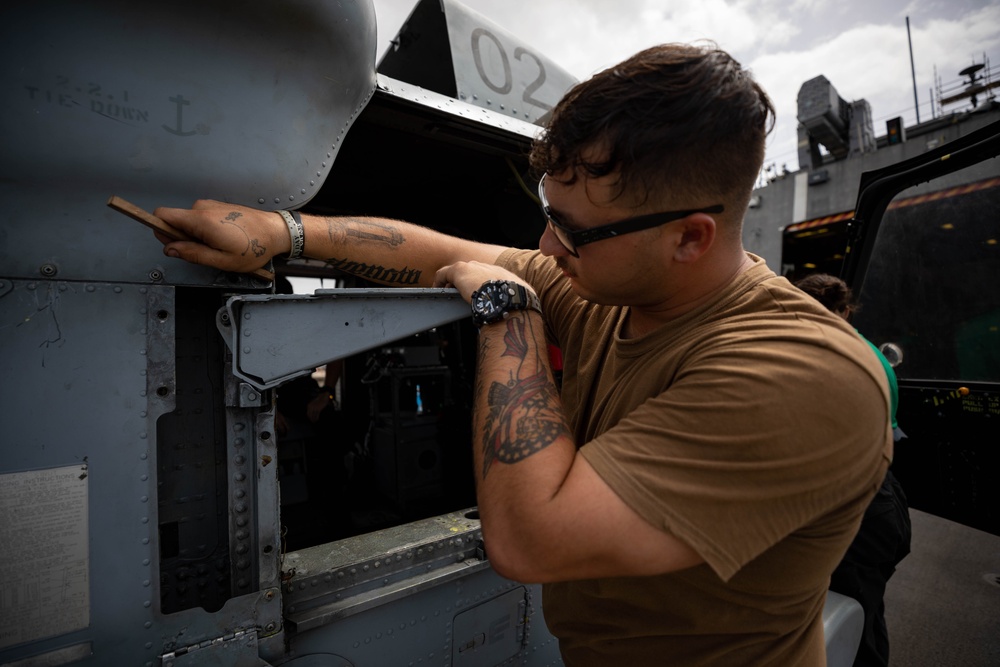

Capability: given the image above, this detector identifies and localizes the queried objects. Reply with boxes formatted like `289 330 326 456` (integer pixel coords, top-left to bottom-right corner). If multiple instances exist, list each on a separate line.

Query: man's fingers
152 230 176 246
153 206 207 239
162 240 245 272
154 201 239 239
432 264 455 288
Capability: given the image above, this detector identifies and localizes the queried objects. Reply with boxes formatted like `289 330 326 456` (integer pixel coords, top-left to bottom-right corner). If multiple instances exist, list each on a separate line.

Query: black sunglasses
537 174 724 257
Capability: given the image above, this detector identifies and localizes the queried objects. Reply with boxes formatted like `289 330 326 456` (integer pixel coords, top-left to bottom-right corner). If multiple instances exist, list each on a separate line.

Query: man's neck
623 252 755 339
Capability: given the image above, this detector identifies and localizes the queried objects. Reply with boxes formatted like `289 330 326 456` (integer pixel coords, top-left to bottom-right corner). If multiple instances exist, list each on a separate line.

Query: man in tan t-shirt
153 43 891 666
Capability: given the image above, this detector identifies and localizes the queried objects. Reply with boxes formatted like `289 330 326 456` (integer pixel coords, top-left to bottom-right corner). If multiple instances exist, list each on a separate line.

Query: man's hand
433 261 531 303
152 200 289 273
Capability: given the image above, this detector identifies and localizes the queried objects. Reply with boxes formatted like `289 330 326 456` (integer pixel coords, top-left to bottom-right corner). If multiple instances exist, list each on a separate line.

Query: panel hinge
159 627 255 665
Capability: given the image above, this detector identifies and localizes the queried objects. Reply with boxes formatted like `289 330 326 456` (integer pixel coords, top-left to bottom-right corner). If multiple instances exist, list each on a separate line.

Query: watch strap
512 282 541 315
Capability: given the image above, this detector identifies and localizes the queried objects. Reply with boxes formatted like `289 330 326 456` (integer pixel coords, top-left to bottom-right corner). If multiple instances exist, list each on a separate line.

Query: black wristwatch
470 280 542 327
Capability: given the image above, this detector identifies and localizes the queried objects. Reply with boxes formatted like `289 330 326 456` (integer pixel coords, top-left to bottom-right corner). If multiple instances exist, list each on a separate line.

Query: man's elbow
481 524 557 584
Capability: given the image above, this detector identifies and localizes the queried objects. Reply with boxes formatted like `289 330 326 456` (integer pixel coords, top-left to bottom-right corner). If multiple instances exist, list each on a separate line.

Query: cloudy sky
371 0 1000 173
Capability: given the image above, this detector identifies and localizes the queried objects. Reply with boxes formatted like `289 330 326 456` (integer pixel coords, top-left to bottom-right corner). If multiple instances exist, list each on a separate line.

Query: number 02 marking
471 28 551 111
514 47 550 110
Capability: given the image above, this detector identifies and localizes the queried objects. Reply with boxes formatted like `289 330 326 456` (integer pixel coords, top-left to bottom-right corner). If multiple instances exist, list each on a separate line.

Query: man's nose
539 223 570 257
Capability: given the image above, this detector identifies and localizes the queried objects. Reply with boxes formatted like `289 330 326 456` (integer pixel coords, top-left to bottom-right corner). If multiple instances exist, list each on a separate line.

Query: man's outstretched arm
152 199 508 285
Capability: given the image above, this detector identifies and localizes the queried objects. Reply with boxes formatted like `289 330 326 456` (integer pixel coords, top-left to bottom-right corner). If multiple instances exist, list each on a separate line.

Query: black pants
830 470 912 667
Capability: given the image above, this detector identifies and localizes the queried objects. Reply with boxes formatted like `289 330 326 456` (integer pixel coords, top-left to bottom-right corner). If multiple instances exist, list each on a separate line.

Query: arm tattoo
480 316 564 478
218 211 266 257
323 257 421 285
474 336 491 403
326 217 405 247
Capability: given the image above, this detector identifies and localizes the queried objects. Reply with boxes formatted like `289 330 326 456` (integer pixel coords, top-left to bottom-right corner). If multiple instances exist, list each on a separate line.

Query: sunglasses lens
548 219 577 256
539 176 578 256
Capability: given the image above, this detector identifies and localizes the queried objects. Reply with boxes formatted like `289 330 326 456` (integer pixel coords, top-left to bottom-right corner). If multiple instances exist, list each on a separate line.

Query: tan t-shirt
498 249 892 667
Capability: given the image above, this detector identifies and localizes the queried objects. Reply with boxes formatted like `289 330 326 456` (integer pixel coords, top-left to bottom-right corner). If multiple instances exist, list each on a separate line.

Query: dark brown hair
529 42 775 210
795 273 857 319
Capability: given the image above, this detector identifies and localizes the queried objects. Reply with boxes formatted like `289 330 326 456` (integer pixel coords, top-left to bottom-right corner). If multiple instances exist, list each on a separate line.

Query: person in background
795 272 912 667
151 43 892 666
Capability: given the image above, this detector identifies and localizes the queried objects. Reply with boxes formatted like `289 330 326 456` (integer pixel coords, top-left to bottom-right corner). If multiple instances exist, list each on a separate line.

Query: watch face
474 282 512 322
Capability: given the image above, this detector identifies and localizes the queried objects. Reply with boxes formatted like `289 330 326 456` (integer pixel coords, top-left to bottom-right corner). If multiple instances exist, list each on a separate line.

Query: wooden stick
107 196 274 281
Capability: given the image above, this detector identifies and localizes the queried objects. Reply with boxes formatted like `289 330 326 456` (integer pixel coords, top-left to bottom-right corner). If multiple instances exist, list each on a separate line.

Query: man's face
537 169 679 308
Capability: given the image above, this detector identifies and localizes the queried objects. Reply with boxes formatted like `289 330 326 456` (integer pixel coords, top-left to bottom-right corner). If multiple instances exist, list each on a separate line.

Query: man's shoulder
683 267 885 399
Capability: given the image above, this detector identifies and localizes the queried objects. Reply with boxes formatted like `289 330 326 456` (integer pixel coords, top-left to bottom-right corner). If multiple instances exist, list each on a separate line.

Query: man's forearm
470 311 578 577
300 213 504 287
474 313 567 476
153 199 507 281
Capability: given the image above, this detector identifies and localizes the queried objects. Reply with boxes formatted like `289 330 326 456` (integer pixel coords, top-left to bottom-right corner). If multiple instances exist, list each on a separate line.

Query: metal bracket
239 382 266 408
217 288 470 390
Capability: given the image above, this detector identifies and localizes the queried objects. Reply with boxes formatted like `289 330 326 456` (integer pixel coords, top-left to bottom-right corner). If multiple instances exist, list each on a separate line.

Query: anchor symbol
162 94 198 136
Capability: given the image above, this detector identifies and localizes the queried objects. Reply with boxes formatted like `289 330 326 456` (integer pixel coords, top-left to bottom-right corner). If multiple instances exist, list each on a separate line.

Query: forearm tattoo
219 210 266 257
479 316 564 478
323 257 421 285
326 217 404 247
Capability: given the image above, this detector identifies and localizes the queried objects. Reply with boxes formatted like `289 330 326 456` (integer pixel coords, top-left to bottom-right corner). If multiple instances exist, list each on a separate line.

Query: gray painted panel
290 567 562 667
441 0 577 122
0 280 165 665
0 0 377 285
0 280 280 666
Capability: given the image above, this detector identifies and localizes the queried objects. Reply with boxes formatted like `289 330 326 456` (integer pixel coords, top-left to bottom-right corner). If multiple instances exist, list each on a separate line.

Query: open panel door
842 119 1000 536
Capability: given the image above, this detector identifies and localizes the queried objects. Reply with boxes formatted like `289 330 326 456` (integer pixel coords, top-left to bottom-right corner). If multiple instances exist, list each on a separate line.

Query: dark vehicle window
853 176 1000 383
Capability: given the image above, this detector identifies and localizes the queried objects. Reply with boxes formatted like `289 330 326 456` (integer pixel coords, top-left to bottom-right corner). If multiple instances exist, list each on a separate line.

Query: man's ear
672 214 716 263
